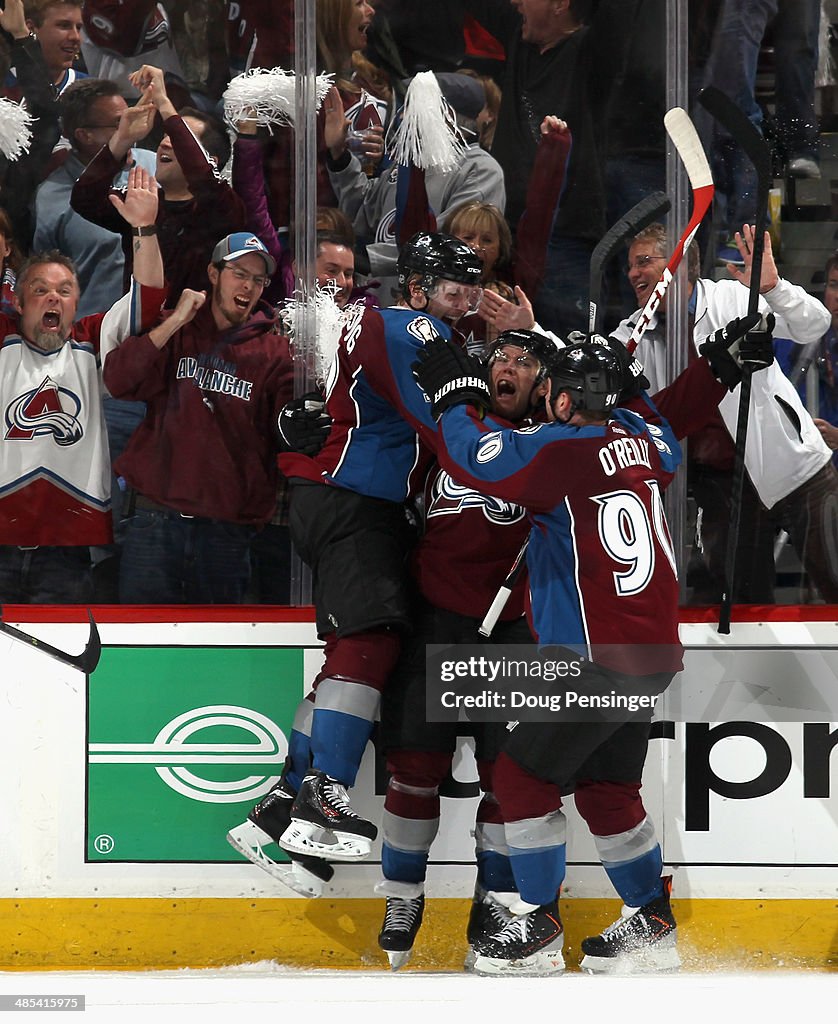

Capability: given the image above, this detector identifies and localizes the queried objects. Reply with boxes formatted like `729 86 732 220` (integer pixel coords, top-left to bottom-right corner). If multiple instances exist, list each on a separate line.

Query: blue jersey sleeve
437 403 682 512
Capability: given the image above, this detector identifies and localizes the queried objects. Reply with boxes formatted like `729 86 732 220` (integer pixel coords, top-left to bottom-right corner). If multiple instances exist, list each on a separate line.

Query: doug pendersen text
435 655 659 713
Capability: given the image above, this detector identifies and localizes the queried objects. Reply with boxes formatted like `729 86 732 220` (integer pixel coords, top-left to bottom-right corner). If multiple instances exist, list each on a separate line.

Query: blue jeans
118 510 256 604
772 0 820 161
248 522 292 604
103 397 146 541
0 546 93 604
694 0 820 232
533 235 596 338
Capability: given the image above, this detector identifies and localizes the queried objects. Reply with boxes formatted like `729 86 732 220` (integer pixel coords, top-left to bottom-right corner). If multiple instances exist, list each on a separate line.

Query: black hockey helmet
549 341 622 416
397 231 483 296
486 329 563 384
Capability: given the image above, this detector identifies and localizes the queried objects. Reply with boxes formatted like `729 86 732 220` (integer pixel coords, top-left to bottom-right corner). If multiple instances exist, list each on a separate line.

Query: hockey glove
738 312 776 370
572 331 650 399
412 335 491 420
698 312 762 390
276 392 332 456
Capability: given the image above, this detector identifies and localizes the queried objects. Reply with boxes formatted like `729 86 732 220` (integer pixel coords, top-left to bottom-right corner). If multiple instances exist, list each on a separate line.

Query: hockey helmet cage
549 341 622 415
487 329 563 383
397 231 483 293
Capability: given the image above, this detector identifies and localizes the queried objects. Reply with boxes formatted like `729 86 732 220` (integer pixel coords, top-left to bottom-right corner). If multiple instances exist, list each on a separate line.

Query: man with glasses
34 78 157 318
101 232 294 604
612 221 838 604
71 63 246 303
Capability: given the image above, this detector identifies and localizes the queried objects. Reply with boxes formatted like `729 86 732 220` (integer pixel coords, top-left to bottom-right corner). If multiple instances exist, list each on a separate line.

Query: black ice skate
580 876 680 974
378 895 425 970
471 895 565 976
226 769 334 898
464 887 514 971
279 769 378 862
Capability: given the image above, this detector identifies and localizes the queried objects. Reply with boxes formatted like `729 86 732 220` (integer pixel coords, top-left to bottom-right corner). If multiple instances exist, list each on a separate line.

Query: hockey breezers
0 608 101 674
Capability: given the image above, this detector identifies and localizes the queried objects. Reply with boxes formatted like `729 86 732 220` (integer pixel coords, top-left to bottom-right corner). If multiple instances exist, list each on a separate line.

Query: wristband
131 225 158 237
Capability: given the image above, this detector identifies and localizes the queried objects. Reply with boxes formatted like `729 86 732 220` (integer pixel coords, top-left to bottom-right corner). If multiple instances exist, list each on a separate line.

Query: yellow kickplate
0 899 836 972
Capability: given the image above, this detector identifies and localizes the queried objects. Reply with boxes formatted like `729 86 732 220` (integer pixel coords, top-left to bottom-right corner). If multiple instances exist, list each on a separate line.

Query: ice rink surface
0 966 833 1022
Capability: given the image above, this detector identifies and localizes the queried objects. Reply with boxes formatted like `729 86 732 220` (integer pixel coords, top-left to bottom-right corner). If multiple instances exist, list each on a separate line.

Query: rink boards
0 606 836 971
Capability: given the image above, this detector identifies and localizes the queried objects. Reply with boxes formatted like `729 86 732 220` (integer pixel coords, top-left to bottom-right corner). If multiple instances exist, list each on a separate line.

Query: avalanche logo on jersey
5 376 83 445
406 316 440 345
374 204 398 245
645 421 672 455
428 470 525 525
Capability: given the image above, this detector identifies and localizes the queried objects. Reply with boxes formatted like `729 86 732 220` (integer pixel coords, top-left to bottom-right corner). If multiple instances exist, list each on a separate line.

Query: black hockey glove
571 331 650 399
698 312 762 390
412 335 491 420
738 312 776 370
276 392 332 456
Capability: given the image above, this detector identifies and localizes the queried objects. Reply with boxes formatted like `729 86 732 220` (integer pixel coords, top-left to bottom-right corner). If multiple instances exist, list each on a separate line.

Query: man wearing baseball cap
101 230 293 603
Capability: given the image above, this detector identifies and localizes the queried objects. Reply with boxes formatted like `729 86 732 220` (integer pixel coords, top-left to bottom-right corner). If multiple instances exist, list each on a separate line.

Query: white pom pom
223 67 334 129
282 283 360 387
0 98 33 160
386 71 464 172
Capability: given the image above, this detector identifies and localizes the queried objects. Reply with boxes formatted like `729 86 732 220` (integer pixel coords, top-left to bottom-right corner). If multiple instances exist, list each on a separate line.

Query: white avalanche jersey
0 283 164 545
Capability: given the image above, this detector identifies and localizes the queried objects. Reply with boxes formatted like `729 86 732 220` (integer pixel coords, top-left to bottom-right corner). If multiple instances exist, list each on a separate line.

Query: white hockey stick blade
663 107 713 190
626 108 714 353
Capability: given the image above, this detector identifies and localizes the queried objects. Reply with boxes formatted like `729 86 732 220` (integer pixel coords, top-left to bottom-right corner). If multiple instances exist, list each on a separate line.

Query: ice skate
464 887 514 971
279 769 378 862
471 894 564 976
580 876 680 974
378 894 425 970
226 775 334 897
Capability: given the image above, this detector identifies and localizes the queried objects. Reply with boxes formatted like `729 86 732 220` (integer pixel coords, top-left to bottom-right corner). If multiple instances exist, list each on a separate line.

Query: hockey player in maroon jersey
414 321 773 975
224 232 482 893
375 329 561 969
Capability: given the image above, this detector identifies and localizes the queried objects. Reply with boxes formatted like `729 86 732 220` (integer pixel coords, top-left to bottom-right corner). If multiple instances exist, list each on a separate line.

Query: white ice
0 965 831 1023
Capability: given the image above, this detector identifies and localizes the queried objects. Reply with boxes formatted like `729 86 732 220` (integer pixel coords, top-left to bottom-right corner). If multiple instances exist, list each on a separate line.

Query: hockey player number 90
592 482 677 597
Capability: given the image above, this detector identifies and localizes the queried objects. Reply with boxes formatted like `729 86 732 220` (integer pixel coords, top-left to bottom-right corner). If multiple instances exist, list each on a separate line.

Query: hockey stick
478 533 529 638
477 193 671 639
589 190 671 333
697 86 772 634
626 107 715 355
0 608 101 674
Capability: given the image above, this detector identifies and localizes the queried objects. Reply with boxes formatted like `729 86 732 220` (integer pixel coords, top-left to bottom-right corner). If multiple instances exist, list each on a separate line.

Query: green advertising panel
86 646 305 862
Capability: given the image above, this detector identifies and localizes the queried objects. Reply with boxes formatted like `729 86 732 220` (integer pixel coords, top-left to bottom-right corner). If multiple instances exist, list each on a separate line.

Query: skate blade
226 822 326 898
580 945 681 975
384 949 413 971
472 948 565 977
279 821 373 862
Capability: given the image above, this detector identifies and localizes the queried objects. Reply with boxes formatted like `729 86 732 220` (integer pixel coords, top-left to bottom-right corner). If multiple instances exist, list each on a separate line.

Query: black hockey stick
698 86 772 634
0 608 101 674
589 190 671 333
478 194 670 639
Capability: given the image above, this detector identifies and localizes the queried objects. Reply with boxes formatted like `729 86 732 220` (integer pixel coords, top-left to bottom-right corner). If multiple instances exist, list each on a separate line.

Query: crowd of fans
1 0 837 606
